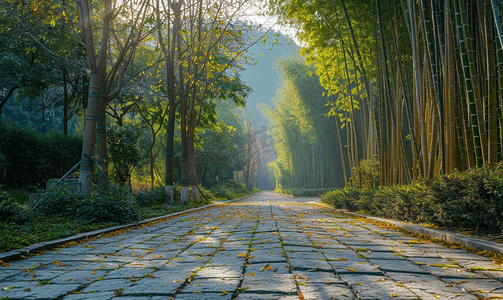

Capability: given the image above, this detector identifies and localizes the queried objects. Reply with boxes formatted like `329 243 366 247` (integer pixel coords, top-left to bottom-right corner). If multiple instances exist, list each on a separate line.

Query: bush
275 187 334 197
135 187 168 207
351 157 379 189
210 180 250 200
0 191 29 224
224 180 249 194
107 125 142 186
0 122 82 190
321 165 503 233
33 186 139 224
370 185 437 223
429 168 503 231
321 188 374 212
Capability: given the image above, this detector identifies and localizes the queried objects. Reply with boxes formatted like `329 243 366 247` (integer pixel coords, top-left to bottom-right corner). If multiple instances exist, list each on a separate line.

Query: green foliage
107 125 143 185
351 157 379 189
196 121 245 186
321 165 503 233
134 187 168 207
264 56 346 189
224 179 249 194
210 180 250 200
0 121 82 190
0 187 210 252
274 187 333 197
0 214 108 252
33 186 139 224
0 191 29 224
429 167 503 231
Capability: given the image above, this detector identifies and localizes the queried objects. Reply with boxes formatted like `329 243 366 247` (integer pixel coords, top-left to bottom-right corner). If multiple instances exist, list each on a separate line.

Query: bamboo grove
262 57 346 189
264 0 503 188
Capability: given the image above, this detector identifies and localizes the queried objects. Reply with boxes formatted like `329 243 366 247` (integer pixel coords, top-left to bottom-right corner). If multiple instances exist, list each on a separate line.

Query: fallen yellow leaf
221 291 228 296
2 286 16 291
346 267 357 272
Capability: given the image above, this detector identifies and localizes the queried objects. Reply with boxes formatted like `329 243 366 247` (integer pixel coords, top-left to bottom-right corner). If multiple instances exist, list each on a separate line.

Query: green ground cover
321 165 503 235
0 181 256 253
274 187 334 197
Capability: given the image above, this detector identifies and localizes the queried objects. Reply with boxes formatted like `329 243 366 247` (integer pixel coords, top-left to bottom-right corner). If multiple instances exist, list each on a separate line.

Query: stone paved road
2 192 503 300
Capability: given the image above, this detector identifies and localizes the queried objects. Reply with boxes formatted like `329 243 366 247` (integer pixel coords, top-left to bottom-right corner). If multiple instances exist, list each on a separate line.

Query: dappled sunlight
1 193 503 299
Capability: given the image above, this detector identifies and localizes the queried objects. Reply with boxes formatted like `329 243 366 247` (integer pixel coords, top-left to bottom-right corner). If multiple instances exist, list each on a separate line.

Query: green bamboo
453 0 484 167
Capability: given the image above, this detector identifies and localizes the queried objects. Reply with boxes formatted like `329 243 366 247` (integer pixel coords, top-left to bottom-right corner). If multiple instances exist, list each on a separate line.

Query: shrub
33 186 139 224
274 187 335 197
211 185 234 200
107 125 142 186
370 185 436 223
351 157 379 189
224 180 249 194
210 180 250 200
0 191 29 224
321 165 503 233
135 187 168 207
430 168 503 231
0 122 82 190
321 188 374 212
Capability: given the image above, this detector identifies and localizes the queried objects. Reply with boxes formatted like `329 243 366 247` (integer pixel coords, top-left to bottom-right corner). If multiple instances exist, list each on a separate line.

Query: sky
232 2 301 111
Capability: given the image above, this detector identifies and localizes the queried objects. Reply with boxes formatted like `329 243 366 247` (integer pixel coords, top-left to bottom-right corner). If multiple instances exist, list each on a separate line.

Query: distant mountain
239 29 299 111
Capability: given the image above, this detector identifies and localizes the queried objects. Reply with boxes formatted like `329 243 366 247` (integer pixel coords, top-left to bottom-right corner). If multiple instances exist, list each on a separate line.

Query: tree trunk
96 93 109 189
63 69 69 136
180 94 189 204
78 73 100 193
0 86 19 122
486 0 498 167
165 106 176 204
149 129 156 190
189 94 199 201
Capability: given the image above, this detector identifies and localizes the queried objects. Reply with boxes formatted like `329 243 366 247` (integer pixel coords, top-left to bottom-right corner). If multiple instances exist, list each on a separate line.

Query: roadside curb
313 202 503 256
0 192 261 263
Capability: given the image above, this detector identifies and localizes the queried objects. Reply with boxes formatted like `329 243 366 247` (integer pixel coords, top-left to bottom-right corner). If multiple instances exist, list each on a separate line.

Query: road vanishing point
1 192 503 299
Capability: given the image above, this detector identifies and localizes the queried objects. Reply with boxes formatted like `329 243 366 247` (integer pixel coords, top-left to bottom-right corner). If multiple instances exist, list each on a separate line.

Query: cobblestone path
2 192 503 299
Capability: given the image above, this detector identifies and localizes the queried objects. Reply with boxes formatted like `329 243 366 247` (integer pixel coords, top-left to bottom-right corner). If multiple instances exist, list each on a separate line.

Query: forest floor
1 192 503 299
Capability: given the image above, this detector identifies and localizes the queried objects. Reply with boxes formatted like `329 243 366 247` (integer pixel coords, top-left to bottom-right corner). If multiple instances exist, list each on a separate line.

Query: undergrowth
210 180 251 200
321 164 503 234
275 187 333 197
0 180 254 252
